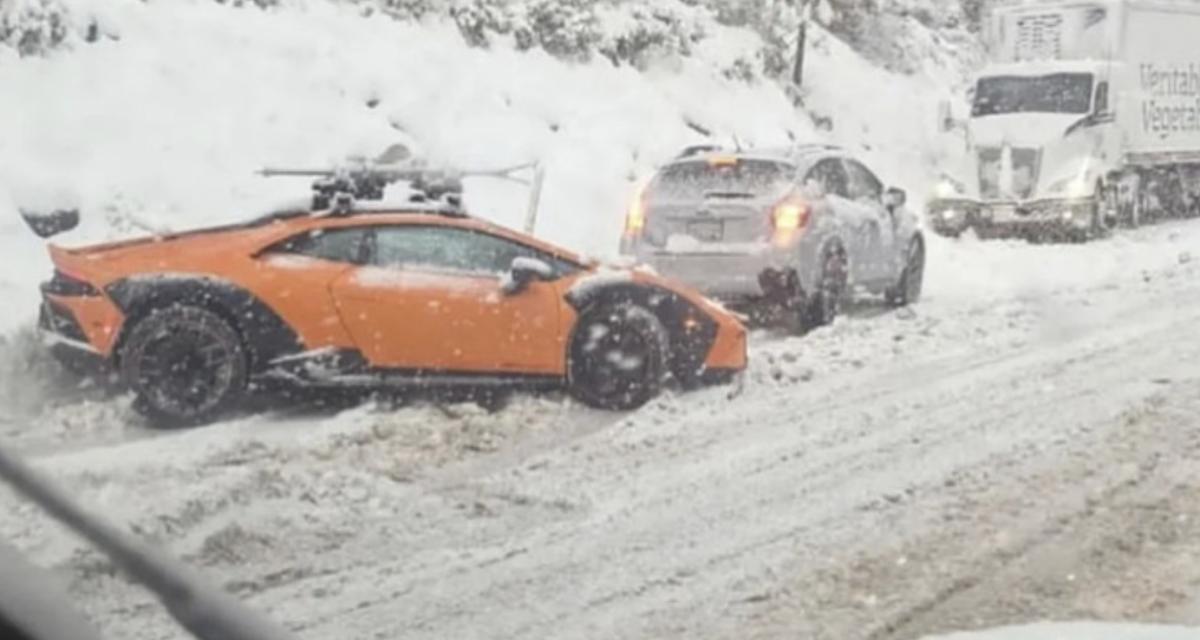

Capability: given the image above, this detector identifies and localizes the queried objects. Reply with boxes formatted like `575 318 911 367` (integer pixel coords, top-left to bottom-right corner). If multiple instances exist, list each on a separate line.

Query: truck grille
978 146 1041 200
1015 13 1062 60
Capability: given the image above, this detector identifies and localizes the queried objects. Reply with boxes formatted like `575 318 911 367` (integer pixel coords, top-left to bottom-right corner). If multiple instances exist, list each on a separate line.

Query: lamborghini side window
371 226 577 277
268 228 368 264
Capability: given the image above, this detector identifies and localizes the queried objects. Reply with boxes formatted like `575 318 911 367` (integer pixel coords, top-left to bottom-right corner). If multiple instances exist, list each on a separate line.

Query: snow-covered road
3 222 1200 640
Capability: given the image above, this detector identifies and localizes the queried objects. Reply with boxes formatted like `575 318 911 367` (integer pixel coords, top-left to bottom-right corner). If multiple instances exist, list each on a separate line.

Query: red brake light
771 196 809 246
624 183 648 237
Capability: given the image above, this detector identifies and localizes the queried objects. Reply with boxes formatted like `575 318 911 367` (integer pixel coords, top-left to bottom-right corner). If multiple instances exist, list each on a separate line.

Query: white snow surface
925 623 1200 640
4 2 1200 639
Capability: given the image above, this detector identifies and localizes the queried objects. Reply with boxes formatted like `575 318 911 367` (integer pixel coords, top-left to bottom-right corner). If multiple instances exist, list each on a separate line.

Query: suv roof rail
676 144 725 159
792 142 842 151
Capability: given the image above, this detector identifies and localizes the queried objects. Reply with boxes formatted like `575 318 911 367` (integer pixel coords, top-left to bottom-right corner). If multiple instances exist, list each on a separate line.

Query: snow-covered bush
450 0 709 69
0 0 70 56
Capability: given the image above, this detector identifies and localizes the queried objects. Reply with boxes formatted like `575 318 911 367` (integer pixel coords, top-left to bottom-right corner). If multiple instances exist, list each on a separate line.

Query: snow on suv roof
671 143 844 166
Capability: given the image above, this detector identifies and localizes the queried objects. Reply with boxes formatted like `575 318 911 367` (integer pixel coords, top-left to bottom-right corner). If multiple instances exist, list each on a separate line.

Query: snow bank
925 623 1200 640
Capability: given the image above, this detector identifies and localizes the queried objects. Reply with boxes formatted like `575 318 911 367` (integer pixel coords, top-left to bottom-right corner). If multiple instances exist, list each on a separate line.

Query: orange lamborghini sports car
32 203 747 427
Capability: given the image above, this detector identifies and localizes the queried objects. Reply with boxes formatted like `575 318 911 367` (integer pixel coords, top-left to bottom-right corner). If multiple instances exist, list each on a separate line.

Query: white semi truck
929 0 1200 240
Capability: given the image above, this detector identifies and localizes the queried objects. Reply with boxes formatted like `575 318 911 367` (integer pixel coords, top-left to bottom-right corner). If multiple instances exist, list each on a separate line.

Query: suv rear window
652 159 793 199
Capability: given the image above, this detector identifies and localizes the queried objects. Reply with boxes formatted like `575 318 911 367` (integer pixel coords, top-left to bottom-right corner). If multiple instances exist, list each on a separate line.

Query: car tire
886 236 926 307
567 303 668 411
804 245 848 330
119 304 248 428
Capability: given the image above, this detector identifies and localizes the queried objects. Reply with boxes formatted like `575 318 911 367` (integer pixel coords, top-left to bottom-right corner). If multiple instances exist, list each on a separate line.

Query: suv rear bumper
636 249 797 300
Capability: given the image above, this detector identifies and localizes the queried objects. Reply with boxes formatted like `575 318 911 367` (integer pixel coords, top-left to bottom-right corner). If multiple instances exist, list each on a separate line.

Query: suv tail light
770 195 810 246
624 183 648 238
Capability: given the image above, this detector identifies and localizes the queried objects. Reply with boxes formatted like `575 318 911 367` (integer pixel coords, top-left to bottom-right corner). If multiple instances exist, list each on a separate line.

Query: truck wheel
119 304 248 428
886 236 925 307
567 303 668 411
1118 174 1144 228
805 245 848 330
1094 182 1116 237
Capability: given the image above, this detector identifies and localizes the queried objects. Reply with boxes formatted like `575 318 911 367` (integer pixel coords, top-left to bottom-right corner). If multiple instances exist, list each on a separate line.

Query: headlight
932 177 965 199
938 208 963 224
1047 175 1091 198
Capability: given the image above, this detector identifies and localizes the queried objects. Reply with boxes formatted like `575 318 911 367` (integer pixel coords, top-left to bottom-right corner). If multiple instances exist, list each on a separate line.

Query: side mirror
884 187 907 212
501 256 555 295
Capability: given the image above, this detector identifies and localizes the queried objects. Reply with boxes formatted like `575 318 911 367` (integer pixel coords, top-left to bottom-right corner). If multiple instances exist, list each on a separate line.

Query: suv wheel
805 246 848 330
886 236 925 307
568 303 668 411
120 304 248 428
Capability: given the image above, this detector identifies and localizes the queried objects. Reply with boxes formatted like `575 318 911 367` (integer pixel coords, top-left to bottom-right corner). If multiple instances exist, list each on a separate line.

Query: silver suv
621 144 925 331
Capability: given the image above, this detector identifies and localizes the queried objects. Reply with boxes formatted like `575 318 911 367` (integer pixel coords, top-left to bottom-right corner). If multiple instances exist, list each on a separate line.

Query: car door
329 224 566 376
804 158 872 284
249 226 370 350
842 158 897 284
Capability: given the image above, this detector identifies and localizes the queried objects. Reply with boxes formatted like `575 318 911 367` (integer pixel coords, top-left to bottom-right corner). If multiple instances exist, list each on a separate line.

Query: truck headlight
1048 175 1091 199
932 177 965 199
1046 168 1094 198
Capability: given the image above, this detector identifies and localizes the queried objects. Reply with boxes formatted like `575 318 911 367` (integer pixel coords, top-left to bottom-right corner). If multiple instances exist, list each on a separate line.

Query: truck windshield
652 159 793 199
971 73 1094 117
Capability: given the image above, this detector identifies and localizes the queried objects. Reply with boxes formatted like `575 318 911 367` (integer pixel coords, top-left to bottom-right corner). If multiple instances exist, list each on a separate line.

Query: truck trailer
929 0 1200 240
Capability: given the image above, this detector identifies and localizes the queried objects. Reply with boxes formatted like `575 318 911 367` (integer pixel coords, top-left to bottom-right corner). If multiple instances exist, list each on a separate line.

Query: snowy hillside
0 0 971 334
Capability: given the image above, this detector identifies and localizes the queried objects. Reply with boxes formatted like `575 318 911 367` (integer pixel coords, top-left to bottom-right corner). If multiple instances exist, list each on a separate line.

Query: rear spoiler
0 441 298 640
19 209 80 239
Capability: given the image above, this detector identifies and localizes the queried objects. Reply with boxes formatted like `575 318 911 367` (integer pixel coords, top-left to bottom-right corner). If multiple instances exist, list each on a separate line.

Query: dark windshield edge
972 72 1094 117
653 159 795 199
0 442 297 640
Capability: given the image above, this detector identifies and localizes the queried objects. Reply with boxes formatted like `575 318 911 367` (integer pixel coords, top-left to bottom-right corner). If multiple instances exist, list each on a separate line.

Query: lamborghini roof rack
259 144 545 229
258 164 469 214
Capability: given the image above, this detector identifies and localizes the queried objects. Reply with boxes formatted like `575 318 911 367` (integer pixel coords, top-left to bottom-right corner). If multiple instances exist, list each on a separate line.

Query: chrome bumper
928 198 1094 237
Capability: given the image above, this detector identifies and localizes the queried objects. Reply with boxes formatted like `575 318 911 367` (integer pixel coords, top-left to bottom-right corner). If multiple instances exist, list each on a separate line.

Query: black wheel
886 236 925 307
119 304 248 428
805 245 848 330
1093 182 1115 238
1118 174 1143 228
567 303 668 411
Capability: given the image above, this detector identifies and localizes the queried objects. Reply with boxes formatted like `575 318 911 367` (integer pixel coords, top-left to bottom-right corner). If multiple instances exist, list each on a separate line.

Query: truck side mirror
884 187 907 212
